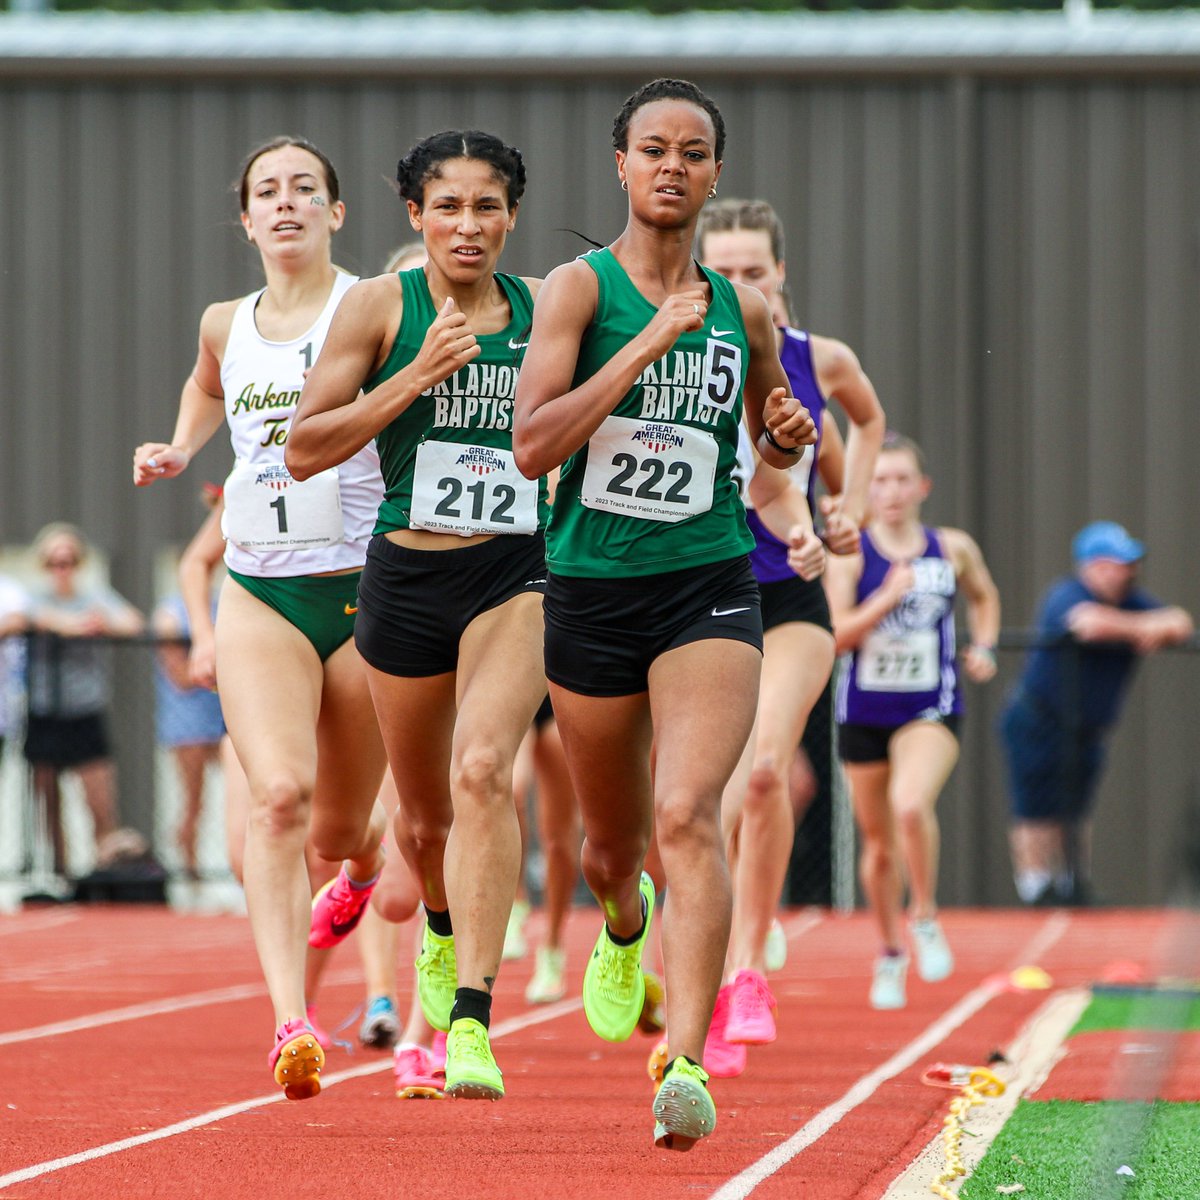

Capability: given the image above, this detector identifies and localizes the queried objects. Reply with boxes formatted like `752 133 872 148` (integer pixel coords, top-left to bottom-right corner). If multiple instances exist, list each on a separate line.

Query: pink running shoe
702 984 747 1078
723 969 778 1045
269 1018 324 1101
394 1043 446 1100
309 866 377 949
305 1004 332 1051
430 1030 448 1076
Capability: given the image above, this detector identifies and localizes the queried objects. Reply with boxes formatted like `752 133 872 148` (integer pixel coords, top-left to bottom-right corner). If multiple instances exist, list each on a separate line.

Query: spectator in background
0 573 30 759
1001 521 1194 906
23 522 145 876
152 487 227 881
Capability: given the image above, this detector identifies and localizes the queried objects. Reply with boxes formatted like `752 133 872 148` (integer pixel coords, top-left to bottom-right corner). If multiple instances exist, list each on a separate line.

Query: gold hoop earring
708 187 718 199
621 180 628 192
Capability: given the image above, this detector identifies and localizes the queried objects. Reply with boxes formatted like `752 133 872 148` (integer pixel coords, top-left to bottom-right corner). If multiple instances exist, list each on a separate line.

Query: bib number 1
222 460 345 551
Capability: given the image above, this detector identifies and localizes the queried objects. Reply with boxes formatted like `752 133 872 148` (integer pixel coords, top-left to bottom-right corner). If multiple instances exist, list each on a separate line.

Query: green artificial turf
960 1100 1200 1200
1070 989 1200 1037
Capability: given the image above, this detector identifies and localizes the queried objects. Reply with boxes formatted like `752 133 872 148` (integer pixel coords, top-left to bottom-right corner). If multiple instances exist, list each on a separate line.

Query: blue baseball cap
1072 521 1144 565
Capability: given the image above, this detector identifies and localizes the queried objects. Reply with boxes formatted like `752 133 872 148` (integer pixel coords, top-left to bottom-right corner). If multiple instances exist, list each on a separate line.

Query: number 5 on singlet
222 461 345 550
580 415 717 523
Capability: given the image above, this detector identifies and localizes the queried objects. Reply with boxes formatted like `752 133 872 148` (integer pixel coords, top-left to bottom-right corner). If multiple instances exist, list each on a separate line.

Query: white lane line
0 968 364 1047
708 913 1073 1200
0 910 80 937
782 910 823 942
881 987 1091 1199
0 997 583 1191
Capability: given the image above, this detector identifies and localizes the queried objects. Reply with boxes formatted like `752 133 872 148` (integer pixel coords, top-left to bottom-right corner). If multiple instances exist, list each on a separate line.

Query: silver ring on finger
692 303 700 315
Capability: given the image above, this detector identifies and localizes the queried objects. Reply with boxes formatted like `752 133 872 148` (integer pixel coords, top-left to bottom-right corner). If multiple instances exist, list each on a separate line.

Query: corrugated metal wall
1 65 1197 904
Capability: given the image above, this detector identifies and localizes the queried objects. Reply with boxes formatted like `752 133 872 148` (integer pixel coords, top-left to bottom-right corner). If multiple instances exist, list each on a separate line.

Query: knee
744 757 787 819
450 742 508 809
541 828 578 862
373 880 419 924
309 816 359 863
893 801 927 838
860 835 895 876
396 804 452 855
248 774 310 838
583 824 649 879
654 794 720 855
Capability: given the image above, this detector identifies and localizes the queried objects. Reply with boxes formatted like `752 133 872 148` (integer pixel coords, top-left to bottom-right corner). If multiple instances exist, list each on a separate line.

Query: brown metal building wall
1 66 1196 903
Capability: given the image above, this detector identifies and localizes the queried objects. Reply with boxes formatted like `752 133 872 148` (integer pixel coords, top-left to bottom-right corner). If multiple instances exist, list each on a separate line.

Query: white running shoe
870 953 909 1010
911 918 954 982
764 917 788 973
503 899 529 961
525 945 566 1004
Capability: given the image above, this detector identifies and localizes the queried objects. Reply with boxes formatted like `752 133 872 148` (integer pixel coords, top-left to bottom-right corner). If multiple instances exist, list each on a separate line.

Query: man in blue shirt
1000 521 1193 905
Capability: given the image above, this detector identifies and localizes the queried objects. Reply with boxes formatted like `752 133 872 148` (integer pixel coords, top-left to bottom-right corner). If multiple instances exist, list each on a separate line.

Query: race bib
858 629 939 692
222 460 344 550
581 416 717 524
410 440 538 536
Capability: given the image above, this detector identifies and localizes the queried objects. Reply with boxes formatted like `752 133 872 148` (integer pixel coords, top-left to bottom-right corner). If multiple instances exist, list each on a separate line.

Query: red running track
0 905 1178 1200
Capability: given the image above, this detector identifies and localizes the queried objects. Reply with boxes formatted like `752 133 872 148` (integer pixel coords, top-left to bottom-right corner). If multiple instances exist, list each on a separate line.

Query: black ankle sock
424 905 453 938
450 986 492 1030
606 894 647 947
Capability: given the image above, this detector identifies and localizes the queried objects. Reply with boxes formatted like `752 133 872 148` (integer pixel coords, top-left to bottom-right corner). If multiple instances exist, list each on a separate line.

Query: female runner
286 130 546 1101
133 137 388 1098
696 197 885 1071
513 78 814 1149
825 433 999 1009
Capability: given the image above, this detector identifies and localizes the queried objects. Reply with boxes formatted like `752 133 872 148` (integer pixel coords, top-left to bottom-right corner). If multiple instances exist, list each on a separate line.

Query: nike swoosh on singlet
508 338 529 350
710 328 735 338
711 606 750 617
344 603 358 616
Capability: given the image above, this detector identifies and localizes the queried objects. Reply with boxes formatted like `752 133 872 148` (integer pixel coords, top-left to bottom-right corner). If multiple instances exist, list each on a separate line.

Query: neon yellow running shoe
444 1018 504 1100
415 924 457 1032
583 871 656 1043
653 1057 716 1151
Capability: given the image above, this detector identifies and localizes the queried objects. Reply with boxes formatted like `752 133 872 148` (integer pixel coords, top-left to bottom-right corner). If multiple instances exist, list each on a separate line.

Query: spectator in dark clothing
1000 521 1193 905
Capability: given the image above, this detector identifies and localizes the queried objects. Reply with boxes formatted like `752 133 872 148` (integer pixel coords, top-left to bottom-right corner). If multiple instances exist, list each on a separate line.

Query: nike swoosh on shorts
711 606 750 617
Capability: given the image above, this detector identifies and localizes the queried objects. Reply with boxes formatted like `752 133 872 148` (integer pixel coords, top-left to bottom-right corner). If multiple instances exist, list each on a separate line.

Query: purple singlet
745 328 827 584
835 526 962 727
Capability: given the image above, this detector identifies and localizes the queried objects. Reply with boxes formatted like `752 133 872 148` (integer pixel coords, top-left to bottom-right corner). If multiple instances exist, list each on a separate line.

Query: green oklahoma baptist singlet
545 247 754 578
367 268 547 537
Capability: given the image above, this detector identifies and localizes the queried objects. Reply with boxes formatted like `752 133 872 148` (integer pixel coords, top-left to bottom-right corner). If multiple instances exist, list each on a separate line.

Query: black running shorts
355 532 547 677
758 573 832 635
544 555 762 697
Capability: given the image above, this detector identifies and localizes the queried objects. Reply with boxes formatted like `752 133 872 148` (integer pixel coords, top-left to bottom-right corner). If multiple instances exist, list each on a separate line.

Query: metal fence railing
1 630 1195 911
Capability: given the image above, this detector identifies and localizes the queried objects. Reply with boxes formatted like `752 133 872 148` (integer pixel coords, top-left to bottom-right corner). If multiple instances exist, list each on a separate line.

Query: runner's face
407 158 516 285
617 99 721 227
699 229 783 301
240 146 344 259
869 449 929 524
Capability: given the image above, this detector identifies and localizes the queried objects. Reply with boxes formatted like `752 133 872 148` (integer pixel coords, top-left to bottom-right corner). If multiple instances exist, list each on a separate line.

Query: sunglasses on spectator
44 556 80 569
